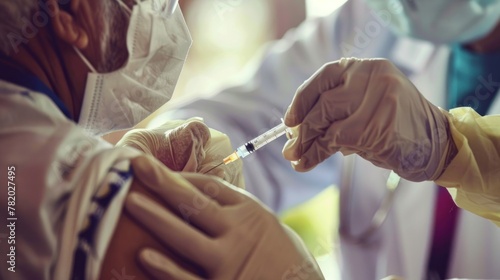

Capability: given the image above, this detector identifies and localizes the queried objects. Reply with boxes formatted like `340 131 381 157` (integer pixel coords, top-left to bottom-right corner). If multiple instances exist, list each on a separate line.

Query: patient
0 0 326 276
100 118 244 279
0 0 243 279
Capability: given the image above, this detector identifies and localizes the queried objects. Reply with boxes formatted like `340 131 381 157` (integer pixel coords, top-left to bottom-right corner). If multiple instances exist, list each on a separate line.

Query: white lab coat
0 81 140 279
167 0 500 279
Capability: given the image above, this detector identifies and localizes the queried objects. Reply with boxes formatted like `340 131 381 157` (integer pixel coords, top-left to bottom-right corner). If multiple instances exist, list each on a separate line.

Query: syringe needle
203 161 224 174
202 120 289 175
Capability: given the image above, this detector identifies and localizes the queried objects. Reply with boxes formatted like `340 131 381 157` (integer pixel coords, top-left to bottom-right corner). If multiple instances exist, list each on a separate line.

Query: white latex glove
283 58 455 182
116 118 244 188
126 155 324 280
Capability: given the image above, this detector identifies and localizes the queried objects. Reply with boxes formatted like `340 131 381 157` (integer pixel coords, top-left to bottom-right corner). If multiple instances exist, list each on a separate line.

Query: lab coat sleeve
161 1 380 213
435 107 500 226
0 89 141 280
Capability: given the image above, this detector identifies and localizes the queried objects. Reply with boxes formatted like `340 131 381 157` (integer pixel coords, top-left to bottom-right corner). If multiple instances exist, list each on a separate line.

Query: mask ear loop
151 0 178 18
115 0 133 15
166 0 178 16
73 47 98 73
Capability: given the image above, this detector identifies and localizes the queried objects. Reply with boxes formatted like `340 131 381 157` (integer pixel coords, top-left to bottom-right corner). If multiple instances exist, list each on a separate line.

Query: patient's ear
49 0 88 49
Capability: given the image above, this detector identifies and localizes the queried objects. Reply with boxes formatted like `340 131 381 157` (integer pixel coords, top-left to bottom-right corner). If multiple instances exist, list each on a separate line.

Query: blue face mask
364 0 500 44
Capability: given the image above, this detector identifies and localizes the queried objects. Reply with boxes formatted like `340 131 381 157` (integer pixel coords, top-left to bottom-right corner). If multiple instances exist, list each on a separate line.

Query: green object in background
280 186 339 257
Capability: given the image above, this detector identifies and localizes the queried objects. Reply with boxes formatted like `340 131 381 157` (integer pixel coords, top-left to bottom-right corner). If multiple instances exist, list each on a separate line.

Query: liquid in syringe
204 121 291 174
223 121 290 164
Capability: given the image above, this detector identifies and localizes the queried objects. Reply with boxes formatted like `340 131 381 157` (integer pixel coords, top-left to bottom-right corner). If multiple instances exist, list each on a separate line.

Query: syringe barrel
248 122 288 151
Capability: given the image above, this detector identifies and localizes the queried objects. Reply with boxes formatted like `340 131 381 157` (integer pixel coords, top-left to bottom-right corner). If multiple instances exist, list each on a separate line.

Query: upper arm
100 176 204 279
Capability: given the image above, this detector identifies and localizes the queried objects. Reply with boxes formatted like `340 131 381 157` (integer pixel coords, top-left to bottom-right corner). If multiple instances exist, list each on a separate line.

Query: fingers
283 60 359 166
131 155 227 234
138 248 202 280
126 192 216 268
198 128 246 189
282 119 338 169
180 173 247 205
283 119 328 159
283 122 344 172
283 58 386 170
290 138 340 172
116 129 153 154
180 119 211 145
163 120 210 172
284 59 353 127
282 136 301 161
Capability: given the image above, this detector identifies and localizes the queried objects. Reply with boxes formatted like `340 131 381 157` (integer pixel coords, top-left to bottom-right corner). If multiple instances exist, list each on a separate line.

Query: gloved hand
116 118 244 188
125 155 324 280
283 58 454 182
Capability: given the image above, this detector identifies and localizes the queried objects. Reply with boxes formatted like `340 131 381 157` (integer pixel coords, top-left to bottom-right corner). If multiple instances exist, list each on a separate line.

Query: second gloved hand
116 118 244 188
125 156 324 280
283 58 454 182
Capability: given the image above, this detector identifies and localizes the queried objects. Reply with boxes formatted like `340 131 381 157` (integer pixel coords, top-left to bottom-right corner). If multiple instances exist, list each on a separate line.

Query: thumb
285 58 354 127
163 120 210 172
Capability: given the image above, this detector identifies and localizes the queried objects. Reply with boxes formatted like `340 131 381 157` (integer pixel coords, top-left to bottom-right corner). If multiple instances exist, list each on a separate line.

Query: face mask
364 0 500 44
76 0 192 136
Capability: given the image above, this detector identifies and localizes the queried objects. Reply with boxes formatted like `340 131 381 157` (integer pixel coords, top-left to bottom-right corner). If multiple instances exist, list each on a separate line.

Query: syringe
204 121 290 174
224 121 290 164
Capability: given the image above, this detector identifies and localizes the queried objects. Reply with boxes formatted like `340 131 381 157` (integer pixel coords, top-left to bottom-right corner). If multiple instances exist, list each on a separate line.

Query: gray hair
99 0 129 72
0 0 127 73
0 0 38 55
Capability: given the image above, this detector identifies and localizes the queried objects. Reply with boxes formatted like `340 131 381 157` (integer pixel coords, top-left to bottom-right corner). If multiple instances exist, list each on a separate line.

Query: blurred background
169 0 348 278
173 0 347 102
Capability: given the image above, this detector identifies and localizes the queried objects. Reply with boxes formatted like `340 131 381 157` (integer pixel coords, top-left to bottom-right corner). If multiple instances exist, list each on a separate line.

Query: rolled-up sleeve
0 88 141 280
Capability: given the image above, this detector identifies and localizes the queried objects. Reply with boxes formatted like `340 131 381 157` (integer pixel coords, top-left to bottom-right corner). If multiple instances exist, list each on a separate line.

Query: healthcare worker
283 57 500 225
0 0 322 279
161 0 500 279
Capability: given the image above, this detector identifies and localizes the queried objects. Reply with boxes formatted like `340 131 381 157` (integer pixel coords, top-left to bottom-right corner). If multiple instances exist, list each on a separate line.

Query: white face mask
364 0 500 44
77 0 192 136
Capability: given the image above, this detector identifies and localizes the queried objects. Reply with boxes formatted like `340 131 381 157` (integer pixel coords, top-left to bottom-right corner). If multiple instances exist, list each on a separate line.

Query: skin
4 0 500 279
3 0 189 278
100 179 204 280
443 20 500 165
5 0 128 121
464 21 500 53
